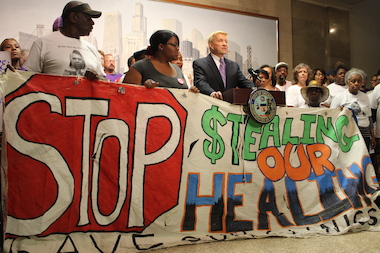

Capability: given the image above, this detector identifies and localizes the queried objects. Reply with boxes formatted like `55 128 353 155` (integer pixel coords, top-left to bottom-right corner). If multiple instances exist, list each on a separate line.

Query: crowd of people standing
2 1 380 177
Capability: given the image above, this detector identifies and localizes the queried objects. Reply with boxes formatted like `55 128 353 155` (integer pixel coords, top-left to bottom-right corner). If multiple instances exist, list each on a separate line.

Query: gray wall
291 1 351 71
168 0 380 79
292 0 380 86
350 0 380 80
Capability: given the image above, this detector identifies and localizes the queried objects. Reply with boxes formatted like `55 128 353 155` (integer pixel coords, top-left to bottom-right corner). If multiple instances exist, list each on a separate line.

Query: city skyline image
2 0 278 75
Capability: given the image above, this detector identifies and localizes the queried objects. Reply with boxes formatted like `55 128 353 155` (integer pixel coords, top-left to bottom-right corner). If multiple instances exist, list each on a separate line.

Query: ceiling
297 0 367 10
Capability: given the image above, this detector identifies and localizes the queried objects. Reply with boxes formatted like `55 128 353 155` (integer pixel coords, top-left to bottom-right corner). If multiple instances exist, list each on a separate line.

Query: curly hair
345 68 366 85
292 63 312 85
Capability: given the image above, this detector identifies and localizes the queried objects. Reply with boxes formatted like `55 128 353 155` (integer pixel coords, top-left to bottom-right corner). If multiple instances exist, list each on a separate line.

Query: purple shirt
105 72 123 82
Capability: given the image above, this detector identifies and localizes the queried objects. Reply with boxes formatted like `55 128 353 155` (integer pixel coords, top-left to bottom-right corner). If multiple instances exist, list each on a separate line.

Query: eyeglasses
166 43 179 48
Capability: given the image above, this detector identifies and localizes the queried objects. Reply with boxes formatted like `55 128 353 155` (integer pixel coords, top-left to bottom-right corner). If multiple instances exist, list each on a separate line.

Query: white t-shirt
328 82 348 100
369 85 380 137
24 31 104 77
286 84 306 107
275 80 292 92
331 90 371 128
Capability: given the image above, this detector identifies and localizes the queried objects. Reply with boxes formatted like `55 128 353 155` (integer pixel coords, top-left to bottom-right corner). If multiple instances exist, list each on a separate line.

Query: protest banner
0 51 11 74
1 71 380 252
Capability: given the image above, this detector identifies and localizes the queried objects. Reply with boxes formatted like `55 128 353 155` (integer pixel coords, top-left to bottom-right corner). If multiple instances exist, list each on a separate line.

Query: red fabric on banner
5 74 187 236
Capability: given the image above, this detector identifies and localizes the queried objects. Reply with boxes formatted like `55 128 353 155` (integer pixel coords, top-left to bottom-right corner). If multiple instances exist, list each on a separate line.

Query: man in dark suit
193 31 255 100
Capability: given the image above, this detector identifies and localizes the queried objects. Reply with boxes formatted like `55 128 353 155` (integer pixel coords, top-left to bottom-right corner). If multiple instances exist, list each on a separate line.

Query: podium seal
248 89 277 124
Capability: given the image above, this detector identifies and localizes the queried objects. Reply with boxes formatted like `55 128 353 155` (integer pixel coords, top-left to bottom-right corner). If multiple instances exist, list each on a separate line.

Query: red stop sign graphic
5 74 186 236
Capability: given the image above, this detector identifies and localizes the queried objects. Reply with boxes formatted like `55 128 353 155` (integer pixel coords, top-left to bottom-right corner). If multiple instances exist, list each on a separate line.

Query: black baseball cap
62 1 102 18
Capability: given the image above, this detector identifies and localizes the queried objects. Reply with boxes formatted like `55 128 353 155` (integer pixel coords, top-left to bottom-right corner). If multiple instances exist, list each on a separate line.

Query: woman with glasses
311 68 332 107
312 68 327 87
123 30 198 92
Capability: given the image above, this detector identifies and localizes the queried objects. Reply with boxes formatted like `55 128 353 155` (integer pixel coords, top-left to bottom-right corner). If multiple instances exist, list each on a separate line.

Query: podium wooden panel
223 88 286 106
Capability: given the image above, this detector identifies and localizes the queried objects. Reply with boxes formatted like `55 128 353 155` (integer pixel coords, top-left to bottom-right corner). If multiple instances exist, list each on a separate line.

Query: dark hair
335 63 348 74
313 68 326 83
133 49 147 61
260 64 275 87
147 30 179 55
313 68 325 76
326 69 335 76
0 38 18 51
127 56 134 68
256 69 269 79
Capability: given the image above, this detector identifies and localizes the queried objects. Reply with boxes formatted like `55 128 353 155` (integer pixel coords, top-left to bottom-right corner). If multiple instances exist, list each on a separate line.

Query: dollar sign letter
202 105 227 164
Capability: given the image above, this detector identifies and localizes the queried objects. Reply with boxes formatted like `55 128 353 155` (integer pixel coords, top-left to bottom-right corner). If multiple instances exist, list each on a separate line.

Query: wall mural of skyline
1 0 278 75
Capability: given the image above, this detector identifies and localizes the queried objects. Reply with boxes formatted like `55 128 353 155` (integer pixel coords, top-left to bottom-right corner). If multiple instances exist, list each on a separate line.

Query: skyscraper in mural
181 40 193 58
162 19 182 43
180 40 194 75
192 29 205 58
103 12 123 73
121 2 148 72
244 45 253 76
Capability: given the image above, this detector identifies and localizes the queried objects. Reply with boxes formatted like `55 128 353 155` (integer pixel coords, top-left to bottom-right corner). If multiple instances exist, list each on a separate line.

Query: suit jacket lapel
207 54 225 91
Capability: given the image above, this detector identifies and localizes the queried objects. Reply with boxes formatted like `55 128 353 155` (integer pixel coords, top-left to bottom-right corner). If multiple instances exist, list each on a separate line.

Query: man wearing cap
299 82 330 108
23 1 104 79
274 62 292 92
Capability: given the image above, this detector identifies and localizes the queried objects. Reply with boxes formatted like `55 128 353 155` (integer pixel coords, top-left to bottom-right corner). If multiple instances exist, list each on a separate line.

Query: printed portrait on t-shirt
351 101 366 116
63 50 86 76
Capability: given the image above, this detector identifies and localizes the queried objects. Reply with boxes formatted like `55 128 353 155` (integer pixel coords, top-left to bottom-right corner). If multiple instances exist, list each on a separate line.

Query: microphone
248 68 261 81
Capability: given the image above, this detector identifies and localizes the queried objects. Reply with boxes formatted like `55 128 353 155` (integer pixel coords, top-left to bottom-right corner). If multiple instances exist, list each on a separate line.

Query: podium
223 88 286 106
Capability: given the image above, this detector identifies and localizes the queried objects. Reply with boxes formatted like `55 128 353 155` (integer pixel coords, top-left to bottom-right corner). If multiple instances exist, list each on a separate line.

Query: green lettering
336 115 359 152
300 114 316 144
227 113 245 165
202 105 227 164
316 116 337 143
260 115 280 149
282 118 299 145
243 117 262 161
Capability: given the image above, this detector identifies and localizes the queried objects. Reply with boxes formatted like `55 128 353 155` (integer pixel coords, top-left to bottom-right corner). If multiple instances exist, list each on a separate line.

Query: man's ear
69 12 77 23
208 43 214 51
